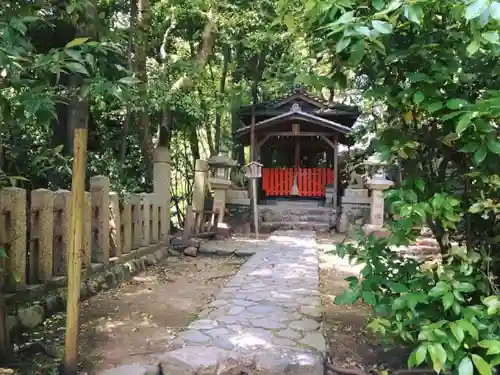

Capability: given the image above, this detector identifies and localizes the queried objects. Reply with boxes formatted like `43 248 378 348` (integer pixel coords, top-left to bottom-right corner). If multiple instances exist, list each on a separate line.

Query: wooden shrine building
234 86 361 208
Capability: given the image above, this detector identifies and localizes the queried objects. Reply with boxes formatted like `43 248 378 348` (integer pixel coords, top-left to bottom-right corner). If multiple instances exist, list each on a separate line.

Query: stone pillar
130 194 141 249
109 192 121 258
90 175 110 264
362 178 394 237
121 196 132 254
192 159 208 211
0 188 27 286
149 193 159 244
154 147 171 241
53 189 71 276
139 193 150 247
30 189 54 283
212 189 227 222
83 191 92 268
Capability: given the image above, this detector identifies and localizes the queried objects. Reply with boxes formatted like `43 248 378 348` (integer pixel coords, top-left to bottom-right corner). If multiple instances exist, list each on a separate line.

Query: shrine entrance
234 86 360 208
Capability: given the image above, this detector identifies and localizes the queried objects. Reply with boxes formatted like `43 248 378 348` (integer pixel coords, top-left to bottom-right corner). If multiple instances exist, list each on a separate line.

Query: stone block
109 192 121 258
139 193 150 247
83 191 92 268
121 196 132 254
90 175 110 264
18 304 45 329
53 189 71 276
30 189 54 283
98 364 159 375
0 188 27 286
129 194 141 249
149 193 159 244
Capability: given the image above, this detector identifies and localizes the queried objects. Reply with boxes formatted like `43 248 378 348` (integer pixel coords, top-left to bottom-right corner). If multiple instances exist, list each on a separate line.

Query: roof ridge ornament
291 103 301 112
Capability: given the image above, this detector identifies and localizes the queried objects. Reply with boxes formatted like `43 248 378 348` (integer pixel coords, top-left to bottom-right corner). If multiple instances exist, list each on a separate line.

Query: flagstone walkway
102 230 326 375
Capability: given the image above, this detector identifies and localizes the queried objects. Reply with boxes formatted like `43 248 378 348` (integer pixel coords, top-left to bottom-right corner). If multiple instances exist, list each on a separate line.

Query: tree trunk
213 45 230 156
136 0 154 182
119 0 137 167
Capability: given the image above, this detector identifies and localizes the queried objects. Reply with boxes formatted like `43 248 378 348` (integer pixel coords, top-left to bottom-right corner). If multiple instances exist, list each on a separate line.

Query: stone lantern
362 153 394 237
207 154 238 222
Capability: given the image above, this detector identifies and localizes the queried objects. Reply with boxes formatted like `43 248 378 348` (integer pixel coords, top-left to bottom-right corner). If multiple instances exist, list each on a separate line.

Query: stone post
109 192 121 258
149 193 159 244
0 188 27 286
192 159 208 209
130 194 141 249
153 147 171 241
139 193 150 247
30 189 54 283
121 196 132 254
53 189 71 276
90 175 110 264
83 191 92 268
362 178 393 237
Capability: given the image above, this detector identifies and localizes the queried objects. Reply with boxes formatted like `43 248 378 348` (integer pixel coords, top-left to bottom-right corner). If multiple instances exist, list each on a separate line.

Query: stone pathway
102 230 326 375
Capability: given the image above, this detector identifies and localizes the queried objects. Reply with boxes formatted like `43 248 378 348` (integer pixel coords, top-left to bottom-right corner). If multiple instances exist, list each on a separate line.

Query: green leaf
413 91 425 105
459 357 473 375
355 26 371 37
65 37 90 48
487 139 500 154
362 291 377 305
450 322 465 343
336 37 352 53
482 31 500 44
428 343 446 373
474 147 488 165
446 98 468 109
335 290 359 304
372 0 385 10
429 281 449 297
456 113 473 136
404 5 423 24
408 345 427 368
454 282 475 292
457 319 478 340
426 102 443 113
66 62 90 76
348 40 365 65
466 0 489 20
443 292 454 310
479 339 500 355
467 40 480 55
415 179 425 192
372 20 393 34
118 76 141 85
491 1 500 20
471 354 492 375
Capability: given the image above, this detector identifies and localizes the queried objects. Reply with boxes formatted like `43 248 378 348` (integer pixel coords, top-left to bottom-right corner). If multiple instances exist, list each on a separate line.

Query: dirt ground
10 253 246 375
316 233 408 371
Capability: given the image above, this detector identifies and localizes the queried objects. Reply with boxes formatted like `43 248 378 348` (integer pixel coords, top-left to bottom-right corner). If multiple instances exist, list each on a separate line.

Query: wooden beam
320 135 336 151
257 134 271 149
264 131 335 137
333 134 339 210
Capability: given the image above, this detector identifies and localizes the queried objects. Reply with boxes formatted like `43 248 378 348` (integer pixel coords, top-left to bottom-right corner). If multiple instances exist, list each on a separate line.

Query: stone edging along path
101 230 327 375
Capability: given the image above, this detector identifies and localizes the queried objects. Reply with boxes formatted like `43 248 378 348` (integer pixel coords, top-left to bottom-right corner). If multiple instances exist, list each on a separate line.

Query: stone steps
261 221 331 233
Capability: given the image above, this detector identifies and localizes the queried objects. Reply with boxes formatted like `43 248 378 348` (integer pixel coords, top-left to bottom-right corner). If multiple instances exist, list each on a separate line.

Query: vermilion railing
261 168 334 197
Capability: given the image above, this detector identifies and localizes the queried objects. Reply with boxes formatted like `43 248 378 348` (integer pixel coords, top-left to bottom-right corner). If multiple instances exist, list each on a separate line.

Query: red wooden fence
262 168 334 197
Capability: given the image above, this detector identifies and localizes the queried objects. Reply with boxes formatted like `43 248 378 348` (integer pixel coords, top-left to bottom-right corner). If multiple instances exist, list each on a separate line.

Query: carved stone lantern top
208 153 236 189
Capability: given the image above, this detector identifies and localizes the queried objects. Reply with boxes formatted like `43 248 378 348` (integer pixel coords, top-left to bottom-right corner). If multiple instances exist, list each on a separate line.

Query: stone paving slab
100 230 326 375
168 230 326 374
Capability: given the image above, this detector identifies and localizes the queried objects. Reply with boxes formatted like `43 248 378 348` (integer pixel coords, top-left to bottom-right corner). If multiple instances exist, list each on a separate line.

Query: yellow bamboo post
63 126 88 375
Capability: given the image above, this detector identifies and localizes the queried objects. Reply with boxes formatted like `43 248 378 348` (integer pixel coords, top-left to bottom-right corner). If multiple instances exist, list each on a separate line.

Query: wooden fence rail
0 176 168 291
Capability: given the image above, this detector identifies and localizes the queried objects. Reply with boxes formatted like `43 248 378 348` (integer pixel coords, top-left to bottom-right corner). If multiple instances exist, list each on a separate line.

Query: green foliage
333 235 500 374
279 0 500 372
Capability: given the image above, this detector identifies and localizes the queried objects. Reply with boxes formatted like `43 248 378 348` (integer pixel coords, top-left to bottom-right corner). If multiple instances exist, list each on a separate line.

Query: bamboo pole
63 127 88 375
